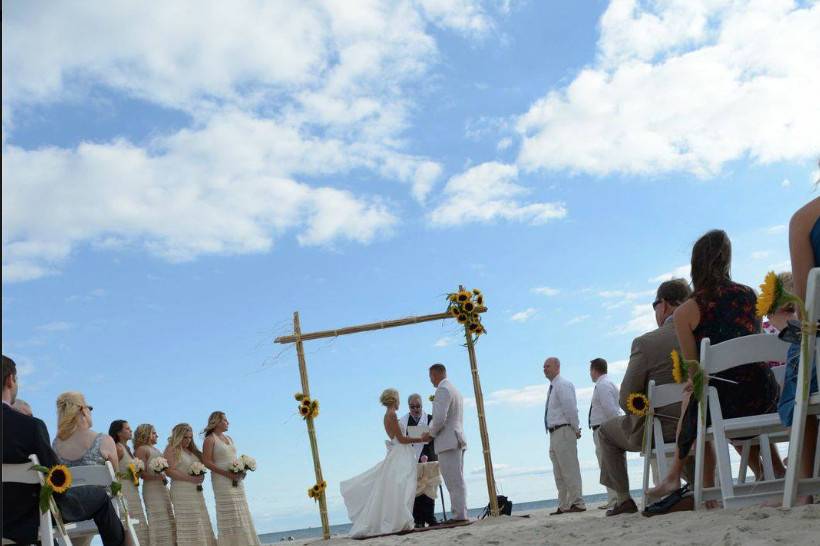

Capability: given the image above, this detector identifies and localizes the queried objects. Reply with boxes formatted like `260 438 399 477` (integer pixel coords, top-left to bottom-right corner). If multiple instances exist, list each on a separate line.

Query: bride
340 388 430 538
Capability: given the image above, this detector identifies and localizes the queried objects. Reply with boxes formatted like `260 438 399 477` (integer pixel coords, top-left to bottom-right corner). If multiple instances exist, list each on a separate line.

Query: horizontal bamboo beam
274 307 487 344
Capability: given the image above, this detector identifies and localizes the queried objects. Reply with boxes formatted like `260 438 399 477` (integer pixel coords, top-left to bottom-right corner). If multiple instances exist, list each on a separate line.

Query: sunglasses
84 405 94 412
652 299 663 310
409 404 421 409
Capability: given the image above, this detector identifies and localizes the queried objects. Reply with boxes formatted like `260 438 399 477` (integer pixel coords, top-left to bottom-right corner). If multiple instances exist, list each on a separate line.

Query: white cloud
531 286 560 296
768 259 791 273
766 224 787 235
510 307 537 322
649 264 691 283
35 321 73 332
751 250 771 260
4 1 512 281
567 314 590 325
516 1 820 177
607 359 629 375
484 384 545 407
597 288 655 310
433 336 454 347
781 178 792 188
497 137 513 151
612 303 657 335
429 162 567 226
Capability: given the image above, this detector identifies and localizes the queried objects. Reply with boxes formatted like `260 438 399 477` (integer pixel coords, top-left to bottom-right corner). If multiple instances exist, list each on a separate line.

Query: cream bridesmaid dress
119 446 151 546
170 450 217 546
211 436 260 546
142 446 177 545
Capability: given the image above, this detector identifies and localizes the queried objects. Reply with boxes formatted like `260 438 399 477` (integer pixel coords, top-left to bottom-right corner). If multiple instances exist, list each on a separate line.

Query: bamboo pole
275 308 486 345
461 287 499 517
293 312 331 540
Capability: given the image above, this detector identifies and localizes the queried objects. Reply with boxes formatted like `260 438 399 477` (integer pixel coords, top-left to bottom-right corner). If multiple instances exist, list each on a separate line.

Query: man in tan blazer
598 279 691 516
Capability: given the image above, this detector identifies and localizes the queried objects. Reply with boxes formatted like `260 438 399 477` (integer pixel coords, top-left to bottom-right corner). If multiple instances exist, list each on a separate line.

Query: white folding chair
783 266 820 507
1 454 72 545
641 380 684 510
693 333 798 509
64 461 141 546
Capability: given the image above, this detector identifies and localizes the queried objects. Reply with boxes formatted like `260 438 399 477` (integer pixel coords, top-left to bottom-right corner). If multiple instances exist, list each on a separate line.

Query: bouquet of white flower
228 459 245 487
239 454 256 472
149 457 170 485
133 459 145 473
189 461 207 491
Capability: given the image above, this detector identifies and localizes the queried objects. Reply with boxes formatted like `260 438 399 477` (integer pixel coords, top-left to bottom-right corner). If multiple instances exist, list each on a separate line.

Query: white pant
592 428 618 504
438 449 467 520
548 426 584 511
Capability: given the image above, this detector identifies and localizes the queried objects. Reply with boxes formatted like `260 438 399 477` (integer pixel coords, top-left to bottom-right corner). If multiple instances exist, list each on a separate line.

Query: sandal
642 484 693 517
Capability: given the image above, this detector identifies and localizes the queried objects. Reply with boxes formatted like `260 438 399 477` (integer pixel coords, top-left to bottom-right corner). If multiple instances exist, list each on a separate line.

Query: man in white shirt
543 357 585 514
588 358 621 509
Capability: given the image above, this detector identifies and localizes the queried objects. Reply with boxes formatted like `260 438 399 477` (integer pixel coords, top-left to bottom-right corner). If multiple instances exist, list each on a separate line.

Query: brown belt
548 424 570 434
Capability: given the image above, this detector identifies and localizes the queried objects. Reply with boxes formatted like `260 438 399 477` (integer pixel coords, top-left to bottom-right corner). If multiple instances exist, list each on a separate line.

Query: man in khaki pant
544 357 585 514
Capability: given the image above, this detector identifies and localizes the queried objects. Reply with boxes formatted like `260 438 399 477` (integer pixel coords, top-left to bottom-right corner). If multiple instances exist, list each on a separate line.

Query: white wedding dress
340 437 417 538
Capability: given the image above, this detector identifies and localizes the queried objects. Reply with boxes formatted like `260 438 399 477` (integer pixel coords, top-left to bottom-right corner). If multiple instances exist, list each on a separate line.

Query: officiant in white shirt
588 358 622 510
400 393 439 527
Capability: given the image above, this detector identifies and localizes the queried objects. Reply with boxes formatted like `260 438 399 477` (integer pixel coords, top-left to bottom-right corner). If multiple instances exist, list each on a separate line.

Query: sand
284 502 820 545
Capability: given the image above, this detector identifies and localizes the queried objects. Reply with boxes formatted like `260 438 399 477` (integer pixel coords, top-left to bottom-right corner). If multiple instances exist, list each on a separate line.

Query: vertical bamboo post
461 286 499 517
294 312 331 540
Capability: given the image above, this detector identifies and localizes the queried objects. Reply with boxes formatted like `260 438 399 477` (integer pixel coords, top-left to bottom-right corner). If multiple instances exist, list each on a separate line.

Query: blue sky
3 0 820 534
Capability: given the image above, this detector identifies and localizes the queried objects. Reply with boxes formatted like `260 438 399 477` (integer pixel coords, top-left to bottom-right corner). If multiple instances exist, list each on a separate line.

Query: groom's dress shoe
605 498 637 517
567 504 586 513
549 508 565 516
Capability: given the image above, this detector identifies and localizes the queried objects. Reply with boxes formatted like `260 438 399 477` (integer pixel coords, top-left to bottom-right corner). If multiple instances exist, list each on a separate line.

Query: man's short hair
2 355 16 386
429 363 447 374
408 393 422 404
590 358 607 375
656 278 692 306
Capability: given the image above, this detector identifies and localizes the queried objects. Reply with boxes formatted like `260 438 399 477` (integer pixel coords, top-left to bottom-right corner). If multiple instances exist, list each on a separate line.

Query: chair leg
760 435 775 481
738 441 750 484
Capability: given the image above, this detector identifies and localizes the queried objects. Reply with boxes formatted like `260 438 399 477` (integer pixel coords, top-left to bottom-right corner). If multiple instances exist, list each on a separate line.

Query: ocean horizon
258 490 640 543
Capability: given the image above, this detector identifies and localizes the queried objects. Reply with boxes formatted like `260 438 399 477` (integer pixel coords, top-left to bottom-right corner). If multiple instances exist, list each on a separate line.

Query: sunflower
457 314 467 323
308 488 315 498
476 295 484 306
626 393 650 417
448 294 458 302
312 483 322 493
429 395 435 402
301 398 311 407
128 463 139 486
299 405 311 417
671 350 686 384
451 307 460 317
756 271 782 317
468 322 479 331
457 291 470 303
310 400 320 418
46 465 72 494
464 301 475 313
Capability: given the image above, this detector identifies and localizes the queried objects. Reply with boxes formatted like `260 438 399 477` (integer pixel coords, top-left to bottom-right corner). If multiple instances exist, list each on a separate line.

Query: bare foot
647 476 681 498
705 499 720 509
794 495 813 506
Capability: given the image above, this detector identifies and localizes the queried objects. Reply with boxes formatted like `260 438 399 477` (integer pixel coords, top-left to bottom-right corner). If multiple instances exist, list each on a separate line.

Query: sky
3 0 820 535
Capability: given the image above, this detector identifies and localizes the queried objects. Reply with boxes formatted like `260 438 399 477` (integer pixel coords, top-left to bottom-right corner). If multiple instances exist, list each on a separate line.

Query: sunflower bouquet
30 464 72 514
757 271 814 399
120 461 141 486
189 461 207 491
446 288 486 342
295 392 320 420
307 480 327 502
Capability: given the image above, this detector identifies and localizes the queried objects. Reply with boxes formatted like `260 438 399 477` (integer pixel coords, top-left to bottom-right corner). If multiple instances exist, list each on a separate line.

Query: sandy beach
285 502 820 546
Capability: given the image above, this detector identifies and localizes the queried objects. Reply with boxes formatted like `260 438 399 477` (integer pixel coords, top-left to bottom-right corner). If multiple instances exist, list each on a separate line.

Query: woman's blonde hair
133 424 156 451
380 388 399 408
167 423 203 462
55 392 86 440
202 411 226 437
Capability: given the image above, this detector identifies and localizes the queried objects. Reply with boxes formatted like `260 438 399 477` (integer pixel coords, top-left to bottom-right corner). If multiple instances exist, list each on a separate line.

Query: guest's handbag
641 484 694 517
480 495 513 518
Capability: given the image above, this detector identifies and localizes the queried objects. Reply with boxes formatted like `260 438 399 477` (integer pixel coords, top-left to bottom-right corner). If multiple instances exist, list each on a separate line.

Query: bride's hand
421 433 432 442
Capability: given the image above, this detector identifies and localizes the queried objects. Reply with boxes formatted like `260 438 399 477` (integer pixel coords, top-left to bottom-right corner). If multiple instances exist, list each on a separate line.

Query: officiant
400 393 439 527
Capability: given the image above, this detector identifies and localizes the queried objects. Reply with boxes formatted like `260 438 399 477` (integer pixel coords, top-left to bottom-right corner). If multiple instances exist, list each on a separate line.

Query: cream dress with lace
119 445 151 546
170 450 217 546
211 436 260 546
141 446 177 545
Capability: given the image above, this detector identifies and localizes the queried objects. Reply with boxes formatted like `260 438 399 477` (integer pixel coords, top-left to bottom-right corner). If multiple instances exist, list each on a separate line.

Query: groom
427 363 468 521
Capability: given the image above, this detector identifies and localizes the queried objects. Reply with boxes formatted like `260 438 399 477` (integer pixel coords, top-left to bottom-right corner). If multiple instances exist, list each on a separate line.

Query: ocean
258 490 636 543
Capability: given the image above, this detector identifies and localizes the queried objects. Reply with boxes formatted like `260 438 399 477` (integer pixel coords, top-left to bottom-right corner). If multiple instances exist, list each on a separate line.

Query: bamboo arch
274 286 500 539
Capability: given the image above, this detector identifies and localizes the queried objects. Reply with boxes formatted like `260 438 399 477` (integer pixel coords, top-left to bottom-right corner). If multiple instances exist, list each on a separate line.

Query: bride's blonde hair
167 423 203 462
133 424 155 451
55 391 87 440
380 388 399 408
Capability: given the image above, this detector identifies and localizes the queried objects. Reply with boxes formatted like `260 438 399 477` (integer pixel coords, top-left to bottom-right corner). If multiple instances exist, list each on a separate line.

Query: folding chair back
641 380 684 509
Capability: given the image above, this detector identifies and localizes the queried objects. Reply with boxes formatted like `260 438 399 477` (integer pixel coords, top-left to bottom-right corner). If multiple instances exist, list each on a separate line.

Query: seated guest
598 279 690 516
649 230 780 502
779 197 820 505
12 397 32 416
400 393 438 527
1 356 126 545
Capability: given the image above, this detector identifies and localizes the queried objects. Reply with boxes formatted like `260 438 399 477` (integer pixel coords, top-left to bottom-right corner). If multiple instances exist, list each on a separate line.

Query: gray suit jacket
430 379 467 453
616 319 682 447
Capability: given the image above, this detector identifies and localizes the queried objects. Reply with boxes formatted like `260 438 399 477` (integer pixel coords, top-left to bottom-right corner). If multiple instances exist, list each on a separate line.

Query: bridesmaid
202 411 260 546
109 420 151 546
164 423 216 546
134 423 177 545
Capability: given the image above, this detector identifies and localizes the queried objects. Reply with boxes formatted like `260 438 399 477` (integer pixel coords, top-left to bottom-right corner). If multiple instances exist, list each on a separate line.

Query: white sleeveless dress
141 446 177 545
211 436 260 546
170 450 217 546
340 437 417 538
119 445 151 546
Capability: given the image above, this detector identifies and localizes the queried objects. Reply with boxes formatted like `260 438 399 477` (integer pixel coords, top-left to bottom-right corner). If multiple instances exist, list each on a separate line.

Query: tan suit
598 319 682 496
